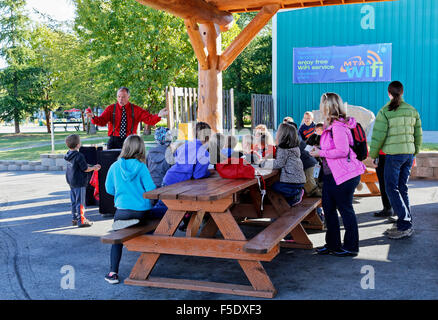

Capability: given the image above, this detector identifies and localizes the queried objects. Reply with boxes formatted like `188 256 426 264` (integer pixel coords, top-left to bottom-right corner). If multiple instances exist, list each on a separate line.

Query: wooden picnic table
121 168 323 298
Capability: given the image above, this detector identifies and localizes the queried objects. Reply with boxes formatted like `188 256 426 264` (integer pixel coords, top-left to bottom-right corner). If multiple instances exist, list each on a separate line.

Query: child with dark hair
260 123 306 206
306 122 324 147
64 134 101 228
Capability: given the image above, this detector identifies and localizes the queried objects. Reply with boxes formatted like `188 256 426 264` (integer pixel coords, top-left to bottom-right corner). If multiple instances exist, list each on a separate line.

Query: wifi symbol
367 50 382 65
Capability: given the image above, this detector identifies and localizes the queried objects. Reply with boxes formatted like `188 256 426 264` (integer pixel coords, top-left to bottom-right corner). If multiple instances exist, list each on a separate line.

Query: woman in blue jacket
104 135 159 284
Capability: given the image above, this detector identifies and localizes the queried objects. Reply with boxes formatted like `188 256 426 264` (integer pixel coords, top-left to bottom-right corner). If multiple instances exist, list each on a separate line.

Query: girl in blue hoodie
104 135 159 284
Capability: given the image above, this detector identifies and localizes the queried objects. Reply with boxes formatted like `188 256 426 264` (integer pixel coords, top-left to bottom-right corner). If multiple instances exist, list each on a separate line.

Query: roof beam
218 4 280 71
135 0 234 30
185 19 209 70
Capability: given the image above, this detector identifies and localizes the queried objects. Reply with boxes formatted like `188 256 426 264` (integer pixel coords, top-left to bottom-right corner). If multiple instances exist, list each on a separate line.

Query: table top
144 168 278 201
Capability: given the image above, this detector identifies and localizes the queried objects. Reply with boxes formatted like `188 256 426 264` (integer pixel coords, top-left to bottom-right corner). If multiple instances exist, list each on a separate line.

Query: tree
223 13 272 129
73 0 198 112
0 0 33 133
0 65 46 131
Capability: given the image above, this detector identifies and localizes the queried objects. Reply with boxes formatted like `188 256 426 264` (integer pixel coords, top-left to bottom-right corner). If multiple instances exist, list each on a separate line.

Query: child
260 123 306 206
162 122 212 231
104 135 160 284
254 134 276 159
285 120 322 198
306 122 324 147
298 111 316 141
64 134 100 228
146 127 174 188
242 134 261 165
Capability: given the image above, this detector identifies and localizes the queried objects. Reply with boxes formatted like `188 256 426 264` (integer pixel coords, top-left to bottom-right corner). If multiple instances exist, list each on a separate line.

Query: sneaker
387 228 413 239
316 207 324 222
72 220 78 226
383 224 398 235
374 208 394 217
112 219 140 231
386 215 398 223
78 219 93 228
289 189 305 207
105 273 120 284
331 248 358 257
315 245 331 255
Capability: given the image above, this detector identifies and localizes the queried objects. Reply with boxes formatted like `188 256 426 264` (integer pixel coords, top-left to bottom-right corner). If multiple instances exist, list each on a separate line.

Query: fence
251 94 274 129
166 86 235 133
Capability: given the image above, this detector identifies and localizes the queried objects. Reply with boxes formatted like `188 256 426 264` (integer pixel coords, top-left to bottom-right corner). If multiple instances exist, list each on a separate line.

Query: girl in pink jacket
310 93 366 257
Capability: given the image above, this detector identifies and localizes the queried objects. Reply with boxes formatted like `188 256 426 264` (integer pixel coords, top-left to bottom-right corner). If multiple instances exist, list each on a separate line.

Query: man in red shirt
85 87 168 149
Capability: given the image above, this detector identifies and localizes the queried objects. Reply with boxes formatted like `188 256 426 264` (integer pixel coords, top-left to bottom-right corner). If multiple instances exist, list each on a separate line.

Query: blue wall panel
276 0 438 130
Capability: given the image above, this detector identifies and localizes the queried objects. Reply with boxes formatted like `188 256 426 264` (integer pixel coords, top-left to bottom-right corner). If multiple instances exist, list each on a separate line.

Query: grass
0 130 155 160
421 143 438 152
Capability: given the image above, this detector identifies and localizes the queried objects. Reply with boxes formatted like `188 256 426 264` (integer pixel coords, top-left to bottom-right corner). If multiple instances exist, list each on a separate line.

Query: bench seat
243 198 321 254
100 219 160 244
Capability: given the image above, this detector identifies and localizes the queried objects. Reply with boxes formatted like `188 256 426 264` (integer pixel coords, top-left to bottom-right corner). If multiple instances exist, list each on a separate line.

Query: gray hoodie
146 143 174 187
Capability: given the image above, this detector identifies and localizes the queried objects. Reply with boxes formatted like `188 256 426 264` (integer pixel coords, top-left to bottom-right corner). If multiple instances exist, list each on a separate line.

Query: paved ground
0 171 437 300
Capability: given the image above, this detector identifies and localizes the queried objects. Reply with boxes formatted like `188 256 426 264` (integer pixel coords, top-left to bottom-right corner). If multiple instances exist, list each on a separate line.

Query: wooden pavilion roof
207 0 394 13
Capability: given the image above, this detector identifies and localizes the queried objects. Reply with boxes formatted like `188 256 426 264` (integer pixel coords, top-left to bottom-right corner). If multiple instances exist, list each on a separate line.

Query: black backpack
350 122 368 161
329 122 368 161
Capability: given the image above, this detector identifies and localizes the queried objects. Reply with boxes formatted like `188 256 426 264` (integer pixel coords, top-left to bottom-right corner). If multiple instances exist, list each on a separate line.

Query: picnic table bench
100 169 323 298
52 121 82 131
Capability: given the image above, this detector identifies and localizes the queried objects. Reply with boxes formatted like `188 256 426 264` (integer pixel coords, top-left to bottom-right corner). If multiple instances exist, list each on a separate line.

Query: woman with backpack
309 92 366 256
369 81 422 239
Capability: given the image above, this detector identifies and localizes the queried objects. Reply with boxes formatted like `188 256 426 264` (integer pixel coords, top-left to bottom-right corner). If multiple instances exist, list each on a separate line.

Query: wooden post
198 23 223 133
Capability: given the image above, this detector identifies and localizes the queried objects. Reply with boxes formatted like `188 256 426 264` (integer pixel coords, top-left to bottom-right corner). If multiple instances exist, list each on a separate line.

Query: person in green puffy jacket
369 81 422 240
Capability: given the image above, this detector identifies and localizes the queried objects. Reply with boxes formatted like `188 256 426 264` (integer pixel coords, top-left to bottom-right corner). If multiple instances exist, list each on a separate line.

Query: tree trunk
14 113 20 134
44 107 51 133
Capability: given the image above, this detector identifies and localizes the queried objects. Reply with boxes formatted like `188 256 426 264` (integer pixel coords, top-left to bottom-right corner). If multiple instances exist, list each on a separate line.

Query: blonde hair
320 92 348 125
303 111 314 119
119 135 146 163
254 124 274 145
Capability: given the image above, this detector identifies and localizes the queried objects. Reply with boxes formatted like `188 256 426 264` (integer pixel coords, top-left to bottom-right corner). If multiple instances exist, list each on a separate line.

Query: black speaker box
97 149 121 215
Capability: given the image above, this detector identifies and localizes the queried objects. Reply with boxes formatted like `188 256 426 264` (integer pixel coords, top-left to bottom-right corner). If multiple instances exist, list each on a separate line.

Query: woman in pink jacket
310 93 366 256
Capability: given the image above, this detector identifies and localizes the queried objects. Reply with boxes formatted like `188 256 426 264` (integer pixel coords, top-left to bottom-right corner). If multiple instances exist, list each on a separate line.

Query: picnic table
52 121 82 131
102 168 323 298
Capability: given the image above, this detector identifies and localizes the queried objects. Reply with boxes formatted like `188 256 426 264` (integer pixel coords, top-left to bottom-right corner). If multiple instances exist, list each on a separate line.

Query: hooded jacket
162 139 210 186
105 158 156 211
369 100 422 159
65 150 89 188
146 143 174 188
319 118 366 185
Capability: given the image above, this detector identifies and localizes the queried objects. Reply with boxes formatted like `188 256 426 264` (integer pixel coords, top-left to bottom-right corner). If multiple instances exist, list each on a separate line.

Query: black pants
376 154 392 210
322 174 360 253
107 136 126 150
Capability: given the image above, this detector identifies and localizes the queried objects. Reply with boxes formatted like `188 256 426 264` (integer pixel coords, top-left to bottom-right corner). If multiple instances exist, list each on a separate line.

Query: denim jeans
271 181 304 206
376 154 392 211
384 154 414 231
322 174 360 252
110 206 167 273
70 187 86 225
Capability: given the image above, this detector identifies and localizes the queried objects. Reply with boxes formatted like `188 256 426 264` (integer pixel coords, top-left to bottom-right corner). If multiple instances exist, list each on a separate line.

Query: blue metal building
273 0 438 131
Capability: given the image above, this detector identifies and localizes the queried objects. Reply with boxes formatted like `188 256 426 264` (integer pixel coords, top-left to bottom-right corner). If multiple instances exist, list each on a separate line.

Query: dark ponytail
388 81 404 111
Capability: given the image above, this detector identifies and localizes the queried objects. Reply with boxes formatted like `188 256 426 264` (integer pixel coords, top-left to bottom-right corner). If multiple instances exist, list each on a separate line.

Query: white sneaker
112 219 140 231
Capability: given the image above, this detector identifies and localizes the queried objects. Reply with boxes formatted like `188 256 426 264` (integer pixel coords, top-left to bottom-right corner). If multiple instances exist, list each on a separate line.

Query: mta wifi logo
340 50 384 79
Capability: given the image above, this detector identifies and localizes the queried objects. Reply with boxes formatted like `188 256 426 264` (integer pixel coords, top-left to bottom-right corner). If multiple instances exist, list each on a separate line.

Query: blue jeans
322 174 360 252
70 187 86 225
384 154 414 231
271 181 304 206
110 206 166 273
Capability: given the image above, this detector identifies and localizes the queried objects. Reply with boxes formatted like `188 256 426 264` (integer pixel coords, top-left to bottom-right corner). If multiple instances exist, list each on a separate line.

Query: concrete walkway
0 171 437 300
